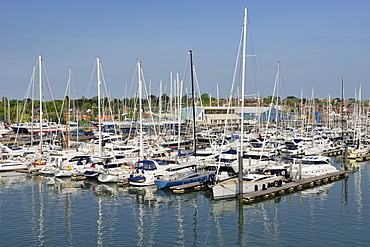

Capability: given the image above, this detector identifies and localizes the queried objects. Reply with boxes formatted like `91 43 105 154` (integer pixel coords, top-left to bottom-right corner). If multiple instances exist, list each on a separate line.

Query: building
234 107 284 125
181 106 241 130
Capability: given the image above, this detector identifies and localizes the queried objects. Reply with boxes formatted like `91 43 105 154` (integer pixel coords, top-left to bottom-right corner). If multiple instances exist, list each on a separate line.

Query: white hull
212 174 282 200
98 171 130 183
0 161 28 172
54 169 73 177
293 164 338 179
98 173 120 183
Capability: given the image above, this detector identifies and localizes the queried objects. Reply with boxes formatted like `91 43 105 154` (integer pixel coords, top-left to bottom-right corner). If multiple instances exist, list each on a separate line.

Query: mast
31 65 36 146
216 84 220 107
341 77 344 141
189 50 197 157
159 80 162 134
97 57 102 156
341 77 348 169
38 55 43 154
239 6 248 198
138 60 144 159
65 67 72 149
170 71 173 119
300 89 303 128
177 73 183 152
64 95 69 149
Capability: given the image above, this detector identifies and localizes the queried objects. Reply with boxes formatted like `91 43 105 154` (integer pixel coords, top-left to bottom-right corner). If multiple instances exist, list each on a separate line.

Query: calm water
1 157 369 247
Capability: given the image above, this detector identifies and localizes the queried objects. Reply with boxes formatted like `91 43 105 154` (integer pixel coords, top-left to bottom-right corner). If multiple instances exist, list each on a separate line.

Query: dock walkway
170 181 205 193
243 170 348 203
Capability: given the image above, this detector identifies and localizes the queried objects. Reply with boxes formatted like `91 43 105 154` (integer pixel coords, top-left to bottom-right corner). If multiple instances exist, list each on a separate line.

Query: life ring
281 170 286 175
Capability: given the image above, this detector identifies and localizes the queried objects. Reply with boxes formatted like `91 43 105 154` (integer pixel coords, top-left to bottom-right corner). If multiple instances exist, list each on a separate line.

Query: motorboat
212 173 283 200
128 159 183 186
97 161 132 183
259 156 338 179
154 170 215 189
0 160 30 172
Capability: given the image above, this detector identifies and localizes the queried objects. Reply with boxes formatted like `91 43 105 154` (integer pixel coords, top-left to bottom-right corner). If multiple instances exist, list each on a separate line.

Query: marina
1 157 370 246
1 2 370 246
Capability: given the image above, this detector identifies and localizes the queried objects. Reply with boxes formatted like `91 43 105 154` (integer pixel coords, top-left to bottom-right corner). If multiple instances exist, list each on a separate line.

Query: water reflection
30 175 45 246
0 171 27 191
0 160 369 247
352 162 364 219
129 186 161 204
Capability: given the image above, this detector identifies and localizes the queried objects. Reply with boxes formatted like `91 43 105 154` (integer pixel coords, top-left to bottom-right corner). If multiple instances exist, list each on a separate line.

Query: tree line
0 94 364 124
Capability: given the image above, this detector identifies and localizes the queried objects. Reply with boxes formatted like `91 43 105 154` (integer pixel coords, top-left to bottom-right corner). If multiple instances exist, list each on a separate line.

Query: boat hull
212 175 283 200
0 161 28 172
155 172 214 189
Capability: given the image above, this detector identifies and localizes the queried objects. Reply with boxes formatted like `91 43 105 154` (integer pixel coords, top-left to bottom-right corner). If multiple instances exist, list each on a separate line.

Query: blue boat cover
135 160 157 170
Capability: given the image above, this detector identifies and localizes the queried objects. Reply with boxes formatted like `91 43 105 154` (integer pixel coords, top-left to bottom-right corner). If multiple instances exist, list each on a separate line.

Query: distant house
66 108 92 121
235 107 284 124
181 106 241 129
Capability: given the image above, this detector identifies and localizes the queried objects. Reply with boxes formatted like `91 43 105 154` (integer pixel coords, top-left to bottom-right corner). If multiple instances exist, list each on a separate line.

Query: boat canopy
301 156 330 165
177 149 195 157
135 160 157 170
103 163 122 169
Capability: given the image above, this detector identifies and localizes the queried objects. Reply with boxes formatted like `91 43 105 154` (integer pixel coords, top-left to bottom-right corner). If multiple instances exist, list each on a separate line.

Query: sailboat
154 51 216 189
128 60 196 187
211 7 283 199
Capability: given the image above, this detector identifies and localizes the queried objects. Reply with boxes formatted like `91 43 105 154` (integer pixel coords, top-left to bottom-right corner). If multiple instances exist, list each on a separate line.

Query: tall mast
177 73 183 151
341 77 344 141
189 50 197 156
65 67 72 149
38 55 43 154
159 80 162 134
169 71 173 118
97 57 102 156
138 60 144 159
31 65 36 146
239 6 248 198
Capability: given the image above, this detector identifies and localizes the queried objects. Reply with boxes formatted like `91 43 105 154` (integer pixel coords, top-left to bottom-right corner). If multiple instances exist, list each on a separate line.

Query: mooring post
238 154 243 199
343 140 349 170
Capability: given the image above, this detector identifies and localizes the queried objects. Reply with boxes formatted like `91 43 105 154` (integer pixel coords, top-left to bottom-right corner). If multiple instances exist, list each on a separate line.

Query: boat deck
170 181 205 193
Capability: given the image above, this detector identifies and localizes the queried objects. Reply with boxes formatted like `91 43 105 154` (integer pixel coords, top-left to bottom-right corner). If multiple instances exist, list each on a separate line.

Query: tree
285 96 300 106
201 93 210 106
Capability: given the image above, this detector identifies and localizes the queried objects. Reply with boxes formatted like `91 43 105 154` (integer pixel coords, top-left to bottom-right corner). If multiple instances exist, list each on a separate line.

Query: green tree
201 93 210 106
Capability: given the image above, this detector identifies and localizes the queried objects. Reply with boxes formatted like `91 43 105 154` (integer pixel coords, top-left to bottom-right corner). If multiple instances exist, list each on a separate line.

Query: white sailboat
212 7 283 199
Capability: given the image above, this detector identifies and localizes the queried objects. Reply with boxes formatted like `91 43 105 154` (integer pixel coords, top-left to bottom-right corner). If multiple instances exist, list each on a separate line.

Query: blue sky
1 0 369 101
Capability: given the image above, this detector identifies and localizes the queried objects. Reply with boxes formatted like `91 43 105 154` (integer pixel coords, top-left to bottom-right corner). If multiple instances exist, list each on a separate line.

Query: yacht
260 156 338 179
212 173 283 200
